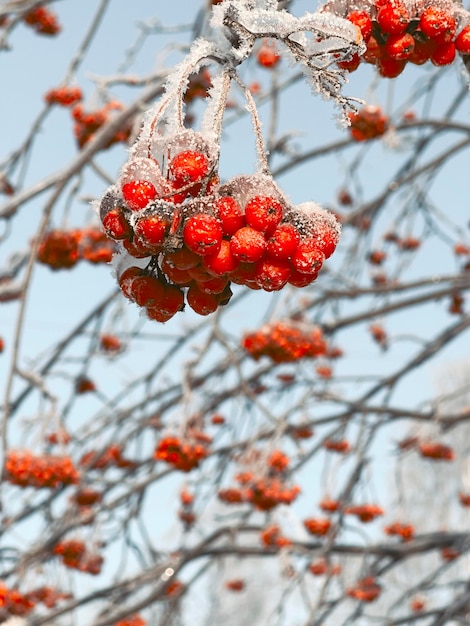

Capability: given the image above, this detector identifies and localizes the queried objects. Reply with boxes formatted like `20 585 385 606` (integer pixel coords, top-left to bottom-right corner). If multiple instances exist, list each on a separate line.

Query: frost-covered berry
122 181 157 211
245 196 283 235
183 214 223 256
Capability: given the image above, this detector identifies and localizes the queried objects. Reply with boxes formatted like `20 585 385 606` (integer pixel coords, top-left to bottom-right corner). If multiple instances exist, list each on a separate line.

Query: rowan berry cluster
331 0 470 77
0 583 35 617
4 450 79 489
26 586 72 609
346 576 382 602
260 525 293 548
418 441 455 461
319 497 342 513
323 438 351 453
384 521 415 541
242 321 328 363
348 105 389 141
53 539 103 575
99 61 341 323
45 86 83 107
303 517 332 536
178 489 196 529
115 616 146 626
79 444 137 471
225 579 245 591
218 473 300 511
345 503 384 522
71 488 103 508
23 5 61 36
308 558 342 576
72 102 132 149
154 436 209 472
99 333 123 354
37 227 115 270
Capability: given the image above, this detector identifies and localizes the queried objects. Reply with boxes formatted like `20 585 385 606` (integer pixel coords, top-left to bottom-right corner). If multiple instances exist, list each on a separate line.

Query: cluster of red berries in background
259 525 293 548
348 105 389 141
23 5 61 36
53 539 103 575
323 438 351 454
37 227 115 270
335 1 470 78
384 521 415 541
346 576 382 602
308 558 342 576
0 584 71 618
4 450 79 489
114 616 146 626
99 125 340 322
72 101 132 149
242 321 328 363
45 85 83 107
154 436 209 472
344 503 384 523
303 517 332 536
79 444 137 471
218 470 300 511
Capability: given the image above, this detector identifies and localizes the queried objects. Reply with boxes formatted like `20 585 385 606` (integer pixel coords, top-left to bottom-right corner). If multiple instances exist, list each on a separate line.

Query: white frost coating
218 173 289 210
119 157 166 191
289 201 341 240
200 71 230 146
236 9 299 36
299 11 362 45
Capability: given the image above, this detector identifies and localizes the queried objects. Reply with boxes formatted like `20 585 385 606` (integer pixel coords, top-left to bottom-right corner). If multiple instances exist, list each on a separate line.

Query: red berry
377 3 410 35
160 257 193 285
122 181 157 211
257 39 281 68
385 33 415 60
101 207 131 240
337 53 361 71
197 275 229 294
347 11 372 42
244 196 283 235
187 264 217 283
169 150 210 192
131 275 166 307
187 284 219 315
377 56 406 78
455 26 470 54
408 38 435 64
431 41 456 65
122 237 153 258
291 239 325 274
266 223 301 260
214 196 245 236
288 268 319 287
134 214 169 248
230 227 267 263
183 214 223 256
165 247 200 270
203 240 240 276
228 262 259 285
160 284 185 314
118 266 141 300
362 37 384 64
419 7 456 44
314 224 340 259
254 258 291 291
